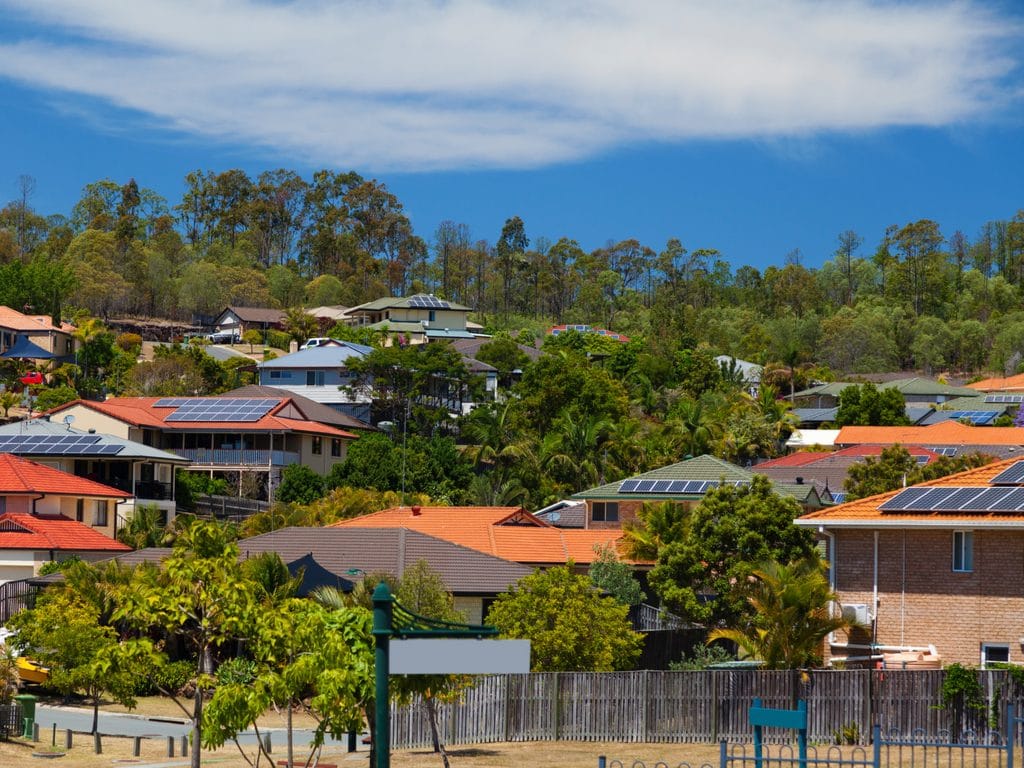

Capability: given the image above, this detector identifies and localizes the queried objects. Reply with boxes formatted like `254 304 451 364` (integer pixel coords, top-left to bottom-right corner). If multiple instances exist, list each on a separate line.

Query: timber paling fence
390 669 1024 749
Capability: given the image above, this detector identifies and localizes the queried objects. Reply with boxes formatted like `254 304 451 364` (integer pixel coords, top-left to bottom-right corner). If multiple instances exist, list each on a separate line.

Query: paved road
36 704 362 749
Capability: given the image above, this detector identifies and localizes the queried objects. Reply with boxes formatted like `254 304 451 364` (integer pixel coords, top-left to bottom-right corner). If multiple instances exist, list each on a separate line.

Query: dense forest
1 170 1021 377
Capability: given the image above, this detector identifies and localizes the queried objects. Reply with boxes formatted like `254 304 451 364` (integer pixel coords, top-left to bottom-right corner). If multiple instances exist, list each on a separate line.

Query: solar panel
880 487 931 511
163 398 280 422
0 433 122 456
991 461 1024 485
635 480 656 493
940 488 987 508
408 295 450 309
985 394 1024 404
618 479 640 492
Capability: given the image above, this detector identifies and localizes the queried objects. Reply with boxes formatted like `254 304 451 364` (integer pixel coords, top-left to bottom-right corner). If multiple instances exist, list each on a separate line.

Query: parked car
299 337 340 350
207 329 241 344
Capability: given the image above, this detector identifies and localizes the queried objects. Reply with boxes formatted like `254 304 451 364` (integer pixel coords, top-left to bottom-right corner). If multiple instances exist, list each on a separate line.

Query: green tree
649 475 815 626
114 520 255 768
588 544 645 605
8 589 139 733
845 445 993 501
835 383 909 427
707 555 853 669
621 501 690 562
276 463 327 504
486 564 643 671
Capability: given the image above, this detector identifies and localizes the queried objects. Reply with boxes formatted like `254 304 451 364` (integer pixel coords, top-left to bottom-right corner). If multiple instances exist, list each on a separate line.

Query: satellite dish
548 512 560 523
63 414 75 429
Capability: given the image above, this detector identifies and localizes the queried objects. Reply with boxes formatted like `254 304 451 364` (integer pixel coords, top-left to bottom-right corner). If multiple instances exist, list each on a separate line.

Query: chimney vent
411 505 422 516
796 476 804 484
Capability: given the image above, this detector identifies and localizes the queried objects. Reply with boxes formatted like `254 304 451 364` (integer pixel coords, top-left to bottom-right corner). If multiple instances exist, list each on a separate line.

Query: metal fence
390 669 1024 750
0 701 22 740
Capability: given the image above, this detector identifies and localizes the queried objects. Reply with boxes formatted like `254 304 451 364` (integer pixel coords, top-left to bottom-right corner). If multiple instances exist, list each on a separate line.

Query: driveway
36 704 362 748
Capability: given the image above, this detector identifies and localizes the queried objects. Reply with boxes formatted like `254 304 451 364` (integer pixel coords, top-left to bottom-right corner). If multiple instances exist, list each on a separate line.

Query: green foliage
835 383 910 427
845 446 995 501
649 474 815 626
265 329 291 350
486 564 643 672
832 722 861 745
622 502 690 561
38 555 82 576
214 657 259 687
115 332 143 353
276 463 327 504
149 659 195 697
707 555 854 669
668 643 735 670
33 385 78 415
587 544 645 605
116 504 173 549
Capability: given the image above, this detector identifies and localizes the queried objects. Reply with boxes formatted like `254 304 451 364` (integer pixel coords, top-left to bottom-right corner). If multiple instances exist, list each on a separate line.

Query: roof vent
796 476 804 484
88 428 96 434
411 505 422 516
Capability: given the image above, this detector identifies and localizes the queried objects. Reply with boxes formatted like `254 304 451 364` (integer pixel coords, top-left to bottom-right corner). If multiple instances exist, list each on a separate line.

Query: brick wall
830 528 1024 666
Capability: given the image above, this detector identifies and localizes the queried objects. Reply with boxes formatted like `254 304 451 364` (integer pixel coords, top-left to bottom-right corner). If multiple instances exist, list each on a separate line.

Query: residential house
0 306 77 363
224 384 374 433
834 422 1024 459
0 417 190 527
331 505 626 570
46 395 359 500
257 342 375 421
238 526 534 624
793 378 979 409
796 456 1024 667
0 454 131 584
715 355 762 397
791 405 937 428
572 454 831 531
213 306 286 339
754 445 946 503
343 295 475 344
966 374 1024 395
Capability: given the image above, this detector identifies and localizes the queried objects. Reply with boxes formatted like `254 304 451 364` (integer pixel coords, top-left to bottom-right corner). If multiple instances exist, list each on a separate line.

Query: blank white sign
390 638 531 674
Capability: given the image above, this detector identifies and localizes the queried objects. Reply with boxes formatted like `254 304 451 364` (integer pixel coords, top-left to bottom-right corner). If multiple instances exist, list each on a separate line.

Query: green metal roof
938 395 1007 411
571 454 822 504
880 377 978 397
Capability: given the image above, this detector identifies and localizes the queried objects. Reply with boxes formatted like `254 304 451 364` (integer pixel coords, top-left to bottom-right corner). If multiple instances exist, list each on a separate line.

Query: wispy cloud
0 0 1019 171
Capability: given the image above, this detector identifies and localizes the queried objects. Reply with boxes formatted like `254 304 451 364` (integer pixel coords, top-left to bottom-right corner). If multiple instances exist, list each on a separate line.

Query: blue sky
0 0 1022 270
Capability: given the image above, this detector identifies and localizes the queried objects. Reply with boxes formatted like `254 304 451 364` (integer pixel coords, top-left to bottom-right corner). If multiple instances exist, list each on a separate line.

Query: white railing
170 448 300 467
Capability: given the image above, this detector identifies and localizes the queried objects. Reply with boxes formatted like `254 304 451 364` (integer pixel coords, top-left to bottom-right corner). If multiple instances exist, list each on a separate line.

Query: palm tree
667 396 723 458
708 555 855 669
540 412 611 492
621 501 690 561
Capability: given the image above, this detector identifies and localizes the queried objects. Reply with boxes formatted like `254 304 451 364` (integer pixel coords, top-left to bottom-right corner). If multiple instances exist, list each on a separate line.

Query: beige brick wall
830 528 1024 666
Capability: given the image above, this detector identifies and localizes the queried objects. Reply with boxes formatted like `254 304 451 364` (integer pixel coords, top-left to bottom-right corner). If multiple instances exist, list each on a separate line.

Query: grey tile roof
238 527 533 596
0 419 190 463
449 337 542 362
224 385 375 431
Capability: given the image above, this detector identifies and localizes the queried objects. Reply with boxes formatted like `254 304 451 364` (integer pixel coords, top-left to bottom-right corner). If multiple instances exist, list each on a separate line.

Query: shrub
265 329 291 351
215 658 259 687
151 660 194 696
33 385 79 412
115 333 143 353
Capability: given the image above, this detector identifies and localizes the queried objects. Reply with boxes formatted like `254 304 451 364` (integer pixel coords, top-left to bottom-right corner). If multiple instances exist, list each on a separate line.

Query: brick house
796 456 1024 667
572 454 831 531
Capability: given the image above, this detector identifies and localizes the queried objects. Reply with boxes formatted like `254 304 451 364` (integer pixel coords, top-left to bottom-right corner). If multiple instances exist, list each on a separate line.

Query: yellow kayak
16 657 49 684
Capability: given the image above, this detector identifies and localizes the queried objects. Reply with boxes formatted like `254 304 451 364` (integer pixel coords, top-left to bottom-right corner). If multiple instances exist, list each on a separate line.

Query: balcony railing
170 449 301 467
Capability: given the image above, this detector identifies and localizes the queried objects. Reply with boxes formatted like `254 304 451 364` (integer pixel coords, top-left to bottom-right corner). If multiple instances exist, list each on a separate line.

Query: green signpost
371 581 528 768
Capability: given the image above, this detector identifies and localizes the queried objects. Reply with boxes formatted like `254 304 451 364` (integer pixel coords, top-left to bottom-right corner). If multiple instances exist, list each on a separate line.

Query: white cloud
0 0 1018 170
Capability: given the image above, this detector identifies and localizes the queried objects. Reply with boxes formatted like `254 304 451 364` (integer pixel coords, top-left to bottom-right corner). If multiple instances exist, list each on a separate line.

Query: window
312 436 322 455
306 370 325 386
592 501 619 522
331 438 342 457
93 500 108 527
953 530 974 572
269 370 283 380
75 498 84 522
428 310 436 322
982 644 1010 669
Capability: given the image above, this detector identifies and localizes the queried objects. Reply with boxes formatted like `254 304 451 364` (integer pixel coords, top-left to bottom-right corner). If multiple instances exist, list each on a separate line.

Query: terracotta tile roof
0 306 75 334
330 505 629 565
836 422 1024 447
49 397 358 438
0 513 130 552
756 452 833 468
0 453 131 497
967 374 1024 393
797 456 1021 527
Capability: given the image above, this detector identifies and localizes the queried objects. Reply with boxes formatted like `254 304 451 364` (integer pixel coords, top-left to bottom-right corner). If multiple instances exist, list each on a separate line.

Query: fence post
720 739 728 768
797 700 807 768
133 736 141 757
1008 702 1015 768
712 671 719 742
641 670 649 741
551 673 560 741
752 697 763 768
872 724 881 768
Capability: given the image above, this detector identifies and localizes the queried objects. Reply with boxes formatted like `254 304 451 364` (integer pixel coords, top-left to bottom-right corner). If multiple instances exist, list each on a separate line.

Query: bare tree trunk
425 697 450 768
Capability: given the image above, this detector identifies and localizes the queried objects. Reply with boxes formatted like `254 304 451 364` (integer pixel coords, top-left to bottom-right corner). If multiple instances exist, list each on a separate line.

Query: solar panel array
153 398 281 423
881 485 1024 513
947 410 999 425
618 479 748 494
408 295 450 309
991 461 1024 485
0 434 123 455
985 394 1024 404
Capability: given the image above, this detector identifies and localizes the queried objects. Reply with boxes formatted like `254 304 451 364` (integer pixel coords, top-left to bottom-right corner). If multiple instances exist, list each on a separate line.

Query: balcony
170 448 301 467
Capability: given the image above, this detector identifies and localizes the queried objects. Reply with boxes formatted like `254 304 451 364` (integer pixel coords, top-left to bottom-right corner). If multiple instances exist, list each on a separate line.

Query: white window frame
982 643 1010 669
953 530 974 572
93 500 108 527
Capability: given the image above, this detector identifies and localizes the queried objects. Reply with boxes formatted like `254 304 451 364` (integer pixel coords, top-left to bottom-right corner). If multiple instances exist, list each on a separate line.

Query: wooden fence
191 494 269 521
390 669 1024 749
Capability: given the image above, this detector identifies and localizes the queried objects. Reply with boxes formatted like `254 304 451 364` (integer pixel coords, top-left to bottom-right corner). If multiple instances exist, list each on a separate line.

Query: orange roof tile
836 422 1024 447
797 456 1021 526
50 397 358 438
0 454 130 498
0 306 75 334
331 505 630 565
966 373 1024 392
0 513 131 552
